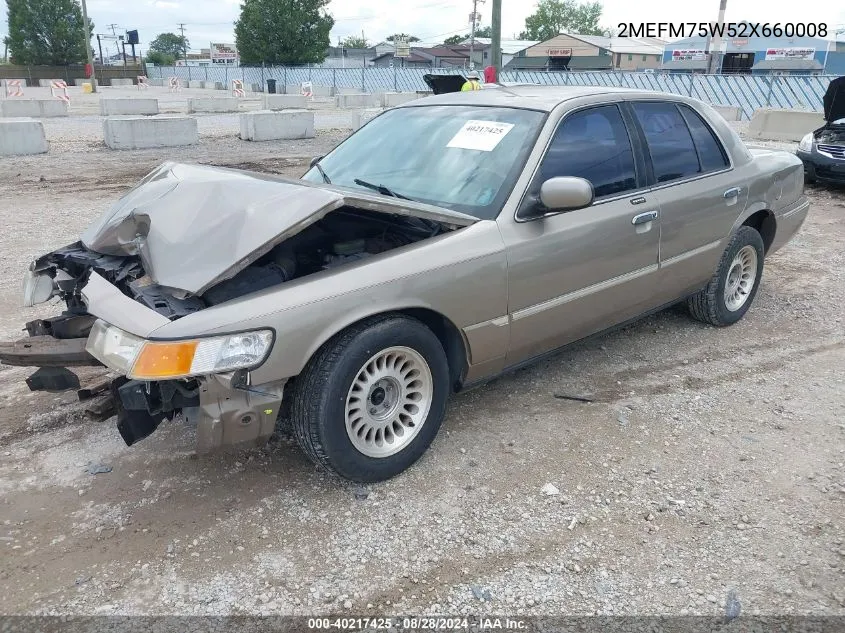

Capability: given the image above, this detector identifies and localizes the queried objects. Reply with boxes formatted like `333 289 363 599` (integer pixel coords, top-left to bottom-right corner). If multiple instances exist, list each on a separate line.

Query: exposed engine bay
815 124 845 145
32 206 446 322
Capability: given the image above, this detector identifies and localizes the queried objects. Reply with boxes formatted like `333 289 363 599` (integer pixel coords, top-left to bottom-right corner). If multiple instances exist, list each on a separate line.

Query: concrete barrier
2 78 28 88
336 93 377 109
99 98 159 116
103 115 199 149
747 108 825 142
202 81 224 90
263 94 307 110
0 99 68 118
240 110 315 141
73 78 92 87
712 105 741 121
187 97 240 113
381 92 420 108
37 79 62 87
285 84 333 97
186 80 203 89
356 108 384 130
337 87 365 95
0 118 48 156
110 78 134 87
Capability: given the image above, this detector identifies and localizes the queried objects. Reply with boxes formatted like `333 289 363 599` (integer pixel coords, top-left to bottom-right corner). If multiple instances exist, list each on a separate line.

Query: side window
678 105 729 172
632 101 701 183
540 105 637 199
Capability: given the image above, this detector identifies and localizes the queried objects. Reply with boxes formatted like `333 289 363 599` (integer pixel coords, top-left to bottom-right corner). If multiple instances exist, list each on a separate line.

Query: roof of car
400 84 672 112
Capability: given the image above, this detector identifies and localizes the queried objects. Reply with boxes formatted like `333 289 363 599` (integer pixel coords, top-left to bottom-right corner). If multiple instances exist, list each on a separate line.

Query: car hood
823 76 845 123
81 162 477 297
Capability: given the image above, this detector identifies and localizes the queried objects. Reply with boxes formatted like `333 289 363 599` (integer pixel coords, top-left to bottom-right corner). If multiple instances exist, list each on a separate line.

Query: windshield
302 105 545 220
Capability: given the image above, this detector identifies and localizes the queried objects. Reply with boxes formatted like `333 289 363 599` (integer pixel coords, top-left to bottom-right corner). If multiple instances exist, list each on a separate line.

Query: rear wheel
687 226 765 327
291 315 449 482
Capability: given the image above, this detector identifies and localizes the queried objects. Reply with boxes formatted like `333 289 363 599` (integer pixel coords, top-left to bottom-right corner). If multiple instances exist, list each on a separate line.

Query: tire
290 314 449 482
687 226 765 327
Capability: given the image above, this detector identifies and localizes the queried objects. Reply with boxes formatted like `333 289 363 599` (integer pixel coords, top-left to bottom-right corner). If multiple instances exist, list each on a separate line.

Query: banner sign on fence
211 43 238 65
672 49 707 61
765 47 815 61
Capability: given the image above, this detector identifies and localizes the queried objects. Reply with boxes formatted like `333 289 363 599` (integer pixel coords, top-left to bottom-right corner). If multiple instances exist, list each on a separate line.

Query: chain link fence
147 65 835 120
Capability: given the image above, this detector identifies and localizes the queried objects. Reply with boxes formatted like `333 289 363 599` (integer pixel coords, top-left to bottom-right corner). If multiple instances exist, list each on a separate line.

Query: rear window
632 101 701 183
679 105 729 172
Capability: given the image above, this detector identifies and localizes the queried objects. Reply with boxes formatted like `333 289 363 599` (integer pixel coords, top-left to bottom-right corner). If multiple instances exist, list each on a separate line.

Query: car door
627 101 749 302
498 103 662 366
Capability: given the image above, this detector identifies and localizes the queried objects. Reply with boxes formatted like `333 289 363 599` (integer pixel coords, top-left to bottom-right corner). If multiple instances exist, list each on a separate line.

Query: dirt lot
0 123 843 618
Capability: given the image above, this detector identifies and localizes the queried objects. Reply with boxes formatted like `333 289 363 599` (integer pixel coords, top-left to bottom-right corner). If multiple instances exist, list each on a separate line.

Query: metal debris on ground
86 463 113 475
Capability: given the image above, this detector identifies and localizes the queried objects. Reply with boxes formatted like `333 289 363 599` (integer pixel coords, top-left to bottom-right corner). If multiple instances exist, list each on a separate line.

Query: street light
80 0 97 92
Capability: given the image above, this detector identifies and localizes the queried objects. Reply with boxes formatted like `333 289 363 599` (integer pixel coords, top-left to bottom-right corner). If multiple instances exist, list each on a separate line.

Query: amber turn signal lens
131 341 198 379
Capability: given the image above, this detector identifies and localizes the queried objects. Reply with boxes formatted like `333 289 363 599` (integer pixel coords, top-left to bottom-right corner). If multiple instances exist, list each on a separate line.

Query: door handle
723 187 742 199
632 210 659 225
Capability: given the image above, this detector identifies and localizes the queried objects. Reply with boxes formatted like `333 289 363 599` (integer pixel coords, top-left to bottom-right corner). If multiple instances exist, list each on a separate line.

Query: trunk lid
423 74 468 95
82 162 477 297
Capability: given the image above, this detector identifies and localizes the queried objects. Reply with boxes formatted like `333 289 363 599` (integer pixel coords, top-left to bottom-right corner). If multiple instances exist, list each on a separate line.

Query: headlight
798 133 813 152
86 320 273 380
22 269 54 307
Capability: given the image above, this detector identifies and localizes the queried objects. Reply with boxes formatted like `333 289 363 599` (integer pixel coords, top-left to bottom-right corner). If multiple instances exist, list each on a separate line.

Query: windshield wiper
353 178 415 201
314 162 331 184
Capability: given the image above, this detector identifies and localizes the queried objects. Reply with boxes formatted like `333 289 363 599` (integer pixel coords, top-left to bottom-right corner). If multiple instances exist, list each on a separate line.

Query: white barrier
37 79 62 87
232 79 245 97
50 80 70 103
187 97 240 113
103 116 199 149
335 93 378 109
0 118 48 156
262 94 307 110
712 105 741 122
137 75 150 89
0 99 68 118
187 80 204 89
4 79 25 97
381 92 421 108
202 81 224 90
110 78 134 87
240 110 315 141
747 108 826 142
99 98 160 116
285 84 334 97
356 108 383 130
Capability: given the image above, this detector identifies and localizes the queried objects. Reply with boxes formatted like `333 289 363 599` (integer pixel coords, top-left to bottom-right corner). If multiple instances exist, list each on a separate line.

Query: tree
386 33 420 43
148 32 189 60
444 26 492 45
235 0 334 65
145 50 176 66
519 0 604 41
6 0 92 65
340 35 368 49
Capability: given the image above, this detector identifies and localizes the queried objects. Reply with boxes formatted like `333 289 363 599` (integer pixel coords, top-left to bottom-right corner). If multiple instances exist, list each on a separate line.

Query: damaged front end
0 161 475 452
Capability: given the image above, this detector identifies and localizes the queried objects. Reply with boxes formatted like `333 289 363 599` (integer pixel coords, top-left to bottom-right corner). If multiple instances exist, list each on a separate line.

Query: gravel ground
0 112 843 618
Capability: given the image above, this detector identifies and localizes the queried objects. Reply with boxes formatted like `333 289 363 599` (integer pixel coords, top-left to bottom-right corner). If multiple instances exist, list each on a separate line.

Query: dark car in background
797 76 845 185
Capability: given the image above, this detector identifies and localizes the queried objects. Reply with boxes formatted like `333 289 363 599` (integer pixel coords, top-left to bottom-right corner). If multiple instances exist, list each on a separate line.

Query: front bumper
796 148 845 184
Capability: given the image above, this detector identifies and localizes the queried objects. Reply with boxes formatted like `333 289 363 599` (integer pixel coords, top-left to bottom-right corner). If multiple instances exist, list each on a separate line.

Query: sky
1 0 844 54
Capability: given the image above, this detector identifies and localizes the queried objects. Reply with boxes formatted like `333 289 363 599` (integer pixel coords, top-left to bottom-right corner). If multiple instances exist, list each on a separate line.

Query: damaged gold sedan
0 87 808 481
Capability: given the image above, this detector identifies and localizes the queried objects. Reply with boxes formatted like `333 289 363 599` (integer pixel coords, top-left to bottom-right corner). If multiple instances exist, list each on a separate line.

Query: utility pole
706 0 727 74
80 0 97 92
491 0 502 75
178 23 188 62
469 0 484 70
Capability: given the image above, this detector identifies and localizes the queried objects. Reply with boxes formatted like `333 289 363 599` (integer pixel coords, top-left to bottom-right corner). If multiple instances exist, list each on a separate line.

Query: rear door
627 100 748 301
499 103 662 366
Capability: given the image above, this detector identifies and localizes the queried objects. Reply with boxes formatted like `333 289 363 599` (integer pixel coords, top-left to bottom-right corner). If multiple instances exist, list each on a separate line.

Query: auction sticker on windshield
447 120 515 152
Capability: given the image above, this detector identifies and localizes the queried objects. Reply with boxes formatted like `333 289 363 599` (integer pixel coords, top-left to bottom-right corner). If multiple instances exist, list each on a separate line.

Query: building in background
663 33 845 75
506 33 664 71
371 45 471 68
459 38 539 68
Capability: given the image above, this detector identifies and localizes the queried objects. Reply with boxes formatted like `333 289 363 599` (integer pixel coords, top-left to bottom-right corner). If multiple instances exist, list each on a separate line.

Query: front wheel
290 315 449 482
687 226 765 327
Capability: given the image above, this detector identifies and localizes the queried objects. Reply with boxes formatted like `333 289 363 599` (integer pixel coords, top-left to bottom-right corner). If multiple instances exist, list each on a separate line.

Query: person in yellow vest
461 70 482 92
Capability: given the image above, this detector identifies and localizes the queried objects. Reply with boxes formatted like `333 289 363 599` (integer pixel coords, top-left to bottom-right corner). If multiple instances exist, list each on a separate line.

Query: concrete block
249 83 262 93
187 97 240 113
263 94 307 110
356 108 384 130
2 78 27 88
37 78 62 87
335 93 377 109
240 109 315 141
0 99 68 118
202 81 224 90
73 77 92 87
0 118 48 156
747 108 825 142
99 98 159 116
187 80 204 89
381 92 420 108
110 78 134 87
337 87 365 95
712 105 741 121
103 115 198 149
286 84 333 97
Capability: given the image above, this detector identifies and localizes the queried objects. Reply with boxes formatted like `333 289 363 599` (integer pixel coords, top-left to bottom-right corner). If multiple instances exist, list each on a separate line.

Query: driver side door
498 103 662 366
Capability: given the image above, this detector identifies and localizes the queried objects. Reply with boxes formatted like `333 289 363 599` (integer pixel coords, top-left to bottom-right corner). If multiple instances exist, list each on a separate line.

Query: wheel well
395 308 468 392
742 210 776 253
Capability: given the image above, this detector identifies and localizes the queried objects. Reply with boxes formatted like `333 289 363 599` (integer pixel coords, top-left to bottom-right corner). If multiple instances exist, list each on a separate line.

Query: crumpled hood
82 162 476 296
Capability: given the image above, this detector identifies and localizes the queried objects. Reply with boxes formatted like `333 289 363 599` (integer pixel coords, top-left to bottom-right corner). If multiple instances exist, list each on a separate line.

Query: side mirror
539 177 594 212
309 156 323 168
